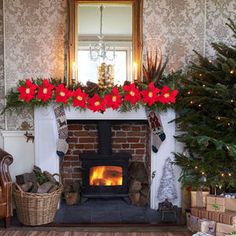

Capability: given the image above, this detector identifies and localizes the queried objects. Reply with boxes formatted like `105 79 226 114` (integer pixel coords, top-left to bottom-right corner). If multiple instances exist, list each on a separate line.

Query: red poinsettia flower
18 79 37 103
55 84 71 104
104 87 122 110
87 94 106 112
72 88 87 108
122 83 141 104
141 83 160 106
159 85 179 104
37 79 54 102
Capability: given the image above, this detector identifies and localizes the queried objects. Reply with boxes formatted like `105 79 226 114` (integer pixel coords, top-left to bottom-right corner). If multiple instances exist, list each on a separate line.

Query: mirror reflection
76 3 133 87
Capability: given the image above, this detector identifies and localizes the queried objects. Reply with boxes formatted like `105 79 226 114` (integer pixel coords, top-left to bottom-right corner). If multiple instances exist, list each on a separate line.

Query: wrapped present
198 218 216 235
207 195 225 212
191 207 236 226
208 211 221 222
226 198 236 212
186 213 199 232
186 212 191 231
216 222 236 236
191 207 209 219
219 211 236 226
191 207 200 217
191 190 210 208
193 233 213 236
182 187 191 213
225 234 236 236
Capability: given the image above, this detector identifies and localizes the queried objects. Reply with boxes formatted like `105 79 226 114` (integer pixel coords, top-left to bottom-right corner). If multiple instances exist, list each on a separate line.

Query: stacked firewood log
15 166 60 193
128 162 149 206
63 180 80 205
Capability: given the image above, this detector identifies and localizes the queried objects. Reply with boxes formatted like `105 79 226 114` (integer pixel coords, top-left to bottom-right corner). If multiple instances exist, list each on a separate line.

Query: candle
72 62 76 81
133 62 138 81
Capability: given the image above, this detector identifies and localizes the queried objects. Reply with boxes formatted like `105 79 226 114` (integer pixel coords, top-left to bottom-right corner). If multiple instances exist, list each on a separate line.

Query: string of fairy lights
186 65 235 127
182 60 236 182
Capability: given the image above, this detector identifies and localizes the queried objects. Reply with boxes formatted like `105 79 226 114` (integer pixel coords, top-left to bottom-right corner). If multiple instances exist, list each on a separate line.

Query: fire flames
89 166 123 186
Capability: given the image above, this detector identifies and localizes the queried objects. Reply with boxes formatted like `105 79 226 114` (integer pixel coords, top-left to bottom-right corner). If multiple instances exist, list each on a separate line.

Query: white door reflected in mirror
77 3 132 85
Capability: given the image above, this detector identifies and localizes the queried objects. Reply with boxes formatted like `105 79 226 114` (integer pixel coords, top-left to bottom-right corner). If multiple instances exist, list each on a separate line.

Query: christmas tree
158 158 177 202
174 19 236 192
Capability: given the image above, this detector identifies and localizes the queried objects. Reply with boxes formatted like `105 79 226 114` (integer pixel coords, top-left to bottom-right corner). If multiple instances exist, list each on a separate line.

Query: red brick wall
61 122 150 186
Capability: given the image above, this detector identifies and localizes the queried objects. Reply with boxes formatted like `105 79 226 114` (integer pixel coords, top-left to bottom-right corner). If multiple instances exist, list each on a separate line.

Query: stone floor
54 198 184 225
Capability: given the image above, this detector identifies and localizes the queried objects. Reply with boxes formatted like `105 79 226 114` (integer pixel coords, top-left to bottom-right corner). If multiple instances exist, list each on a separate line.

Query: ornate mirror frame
67 0 143 86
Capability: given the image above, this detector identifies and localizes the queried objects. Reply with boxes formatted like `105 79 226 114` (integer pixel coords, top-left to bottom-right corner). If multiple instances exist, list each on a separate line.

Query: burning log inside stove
89 166 122 186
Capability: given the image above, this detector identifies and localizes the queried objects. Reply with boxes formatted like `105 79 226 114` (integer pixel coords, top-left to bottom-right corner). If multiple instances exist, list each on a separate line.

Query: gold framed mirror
67 0 143 86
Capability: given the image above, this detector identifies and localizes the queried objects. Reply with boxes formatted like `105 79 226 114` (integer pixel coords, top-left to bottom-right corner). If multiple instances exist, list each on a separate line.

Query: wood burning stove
80 121 131 199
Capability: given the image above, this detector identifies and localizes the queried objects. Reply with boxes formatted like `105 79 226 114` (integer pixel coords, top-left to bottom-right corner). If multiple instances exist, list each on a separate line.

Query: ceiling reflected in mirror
77 3 133 86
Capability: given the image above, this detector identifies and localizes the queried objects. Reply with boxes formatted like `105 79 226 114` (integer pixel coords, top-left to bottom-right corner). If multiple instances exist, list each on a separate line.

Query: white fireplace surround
34 106 181 209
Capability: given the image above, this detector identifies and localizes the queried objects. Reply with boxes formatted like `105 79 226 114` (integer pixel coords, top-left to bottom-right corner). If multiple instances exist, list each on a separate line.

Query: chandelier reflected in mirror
89 5 115 62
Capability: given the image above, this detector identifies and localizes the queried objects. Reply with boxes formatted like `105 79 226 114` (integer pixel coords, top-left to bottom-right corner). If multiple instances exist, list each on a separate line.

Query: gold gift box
216 222 236 236
191 190 210 208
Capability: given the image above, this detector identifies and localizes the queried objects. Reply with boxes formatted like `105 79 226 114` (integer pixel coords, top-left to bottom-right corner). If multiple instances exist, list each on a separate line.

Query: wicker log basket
13 174 63 226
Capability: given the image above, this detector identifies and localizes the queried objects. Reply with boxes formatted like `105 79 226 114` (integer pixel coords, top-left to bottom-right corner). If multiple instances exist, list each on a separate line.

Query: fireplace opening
80 120 131 199
62 119 151 206
80 152 130 199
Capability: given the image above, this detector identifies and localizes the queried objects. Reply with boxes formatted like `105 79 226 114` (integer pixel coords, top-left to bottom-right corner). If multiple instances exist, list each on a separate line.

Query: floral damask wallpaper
1 0 236 130
4 0 67 130
205 0 236 56
143 0 205 71
0 1 4 129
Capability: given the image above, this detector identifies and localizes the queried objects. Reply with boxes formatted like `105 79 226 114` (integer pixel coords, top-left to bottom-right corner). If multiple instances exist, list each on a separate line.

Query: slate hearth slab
54 199 169 224
91 212 121 223
120 208 148 223
56 205 92 223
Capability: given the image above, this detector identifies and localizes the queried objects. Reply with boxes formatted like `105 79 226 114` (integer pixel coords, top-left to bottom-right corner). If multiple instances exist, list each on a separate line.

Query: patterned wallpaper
205 0 236 56
0 0 4 129
143 0 205 71
1 0 236 130
4 0 66 130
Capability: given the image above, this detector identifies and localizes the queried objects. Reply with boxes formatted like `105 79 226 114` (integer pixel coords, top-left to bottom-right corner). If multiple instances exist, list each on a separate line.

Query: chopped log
103 170 122 179
19 182 33 192
65 192 79 205
139 194 149 206
72 181 80 192
16 172 36 185
37 182 56 193
43 171 57 183
140 184 149 197
30 182 40 193
129 180 142 193
129 192 140 205
128 162 148 183
92 179 106 186
64 184 73 193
